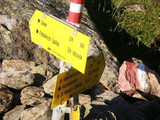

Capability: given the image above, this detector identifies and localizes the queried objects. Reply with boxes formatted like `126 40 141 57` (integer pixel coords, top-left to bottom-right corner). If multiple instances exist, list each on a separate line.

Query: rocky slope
0 0 160 120
0 60 160 120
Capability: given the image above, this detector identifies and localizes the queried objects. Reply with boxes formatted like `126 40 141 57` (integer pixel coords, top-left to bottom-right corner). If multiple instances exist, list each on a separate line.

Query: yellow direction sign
51 53 105 109
29 10 90 73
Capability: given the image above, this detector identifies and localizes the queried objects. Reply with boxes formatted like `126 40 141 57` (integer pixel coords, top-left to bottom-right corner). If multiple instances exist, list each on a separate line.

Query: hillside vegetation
85 0 160 74
112 0 160 50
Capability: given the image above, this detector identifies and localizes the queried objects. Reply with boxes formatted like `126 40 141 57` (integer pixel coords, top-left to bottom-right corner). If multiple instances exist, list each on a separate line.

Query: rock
21 100 52 120
118 61 160 100
0 59 2 73
31 64 58 78
2 60 35 72
0 0 119 93
0 71 35 90
81 104 116 120
134 100 160 120
79 94 91 105
0 84 13 114
0 15 16 31
127 57 144 64
89 84 119 105
85 83 145 119
3 105 26 120
31 64 58 86
90 84 117 100
124 4 145 12
43 76 57 96
95 90 119 102
100 65 120 93
109 96 145 120
82 91 145 120
21 86 50 106
89 84 107 105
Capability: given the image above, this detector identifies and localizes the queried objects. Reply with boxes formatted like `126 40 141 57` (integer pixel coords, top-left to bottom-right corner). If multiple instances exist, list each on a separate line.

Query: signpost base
52 60 80 120
52 104 71 120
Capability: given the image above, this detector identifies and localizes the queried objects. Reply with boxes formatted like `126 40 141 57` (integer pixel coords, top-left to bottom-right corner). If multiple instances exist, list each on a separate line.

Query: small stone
0 71 35 90
0 84 13 114
79 94 91 105
3 105 26 120
21 86 50 106
96 90 119 101
91 99 106 105
31 64 58 78
127 57 144 64
31 64 58 86
2 60 35 72
43 76 56 96
81 104 114 120
100 66 120 93
91 84 119 105
124 4 145 12
21 100 52 120
91 84 106 96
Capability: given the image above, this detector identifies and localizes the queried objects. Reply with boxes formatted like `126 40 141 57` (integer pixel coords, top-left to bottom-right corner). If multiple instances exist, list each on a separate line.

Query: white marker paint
137 63 149 90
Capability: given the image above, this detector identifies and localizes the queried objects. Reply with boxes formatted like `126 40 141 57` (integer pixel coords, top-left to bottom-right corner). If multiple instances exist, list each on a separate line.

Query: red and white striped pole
68 0 85 27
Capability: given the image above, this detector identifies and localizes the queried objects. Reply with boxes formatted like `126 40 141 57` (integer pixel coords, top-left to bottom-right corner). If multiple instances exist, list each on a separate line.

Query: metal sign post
68 0 85 27
52 61 72 120
52 0 85 119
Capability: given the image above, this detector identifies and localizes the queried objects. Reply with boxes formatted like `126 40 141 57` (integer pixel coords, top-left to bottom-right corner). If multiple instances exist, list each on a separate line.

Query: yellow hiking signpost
29 9 105 120
51 53 105 109
29 10 90 74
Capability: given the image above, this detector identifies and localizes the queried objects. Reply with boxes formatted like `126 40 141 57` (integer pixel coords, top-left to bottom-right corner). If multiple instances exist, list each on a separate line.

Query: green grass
112 0 160 49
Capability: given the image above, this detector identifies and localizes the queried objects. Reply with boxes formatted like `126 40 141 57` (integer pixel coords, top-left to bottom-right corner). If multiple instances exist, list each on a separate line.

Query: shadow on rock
34 73 46 87
81 95 145 120
81 104 116 120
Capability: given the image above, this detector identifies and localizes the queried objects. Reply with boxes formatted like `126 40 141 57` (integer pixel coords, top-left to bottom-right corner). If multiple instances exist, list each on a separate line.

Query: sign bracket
42 12 46 19
72 28 77 36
